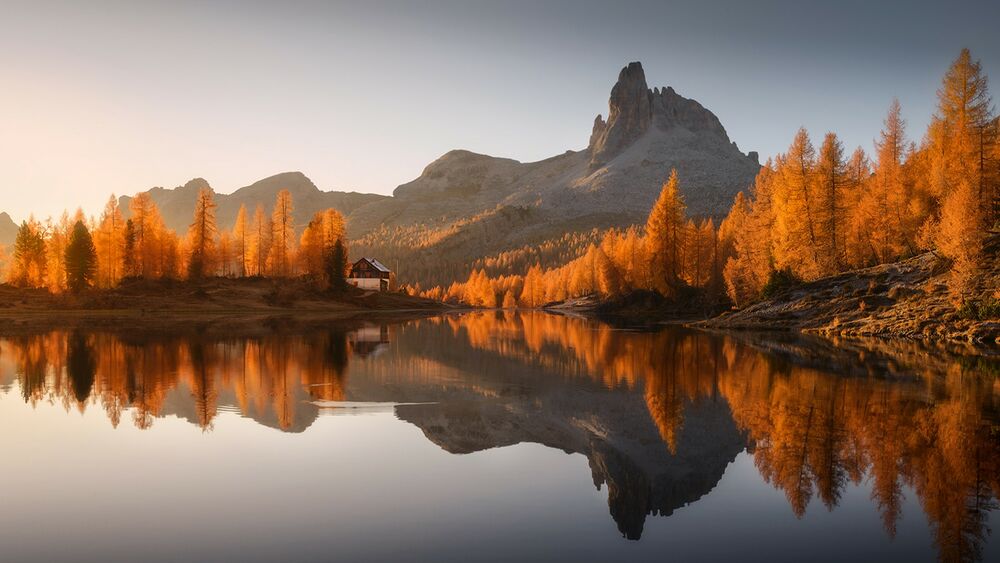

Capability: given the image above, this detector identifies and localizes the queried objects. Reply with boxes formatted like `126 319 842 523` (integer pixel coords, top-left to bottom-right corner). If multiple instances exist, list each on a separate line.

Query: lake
0 311 997 562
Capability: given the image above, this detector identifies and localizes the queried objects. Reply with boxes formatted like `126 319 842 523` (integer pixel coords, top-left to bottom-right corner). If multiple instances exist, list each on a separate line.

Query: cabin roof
353 257 391 273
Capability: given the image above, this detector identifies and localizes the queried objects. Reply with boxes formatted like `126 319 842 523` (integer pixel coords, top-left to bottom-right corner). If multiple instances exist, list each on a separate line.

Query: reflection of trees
448 311 1000 561
187 340 218 431
66 331 96 404
0 329 352 432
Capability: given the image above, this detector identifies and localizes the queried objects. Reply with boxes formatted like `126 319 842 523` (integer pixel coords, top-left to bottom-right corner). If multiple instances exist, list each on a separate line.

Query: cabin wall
348 278 384 291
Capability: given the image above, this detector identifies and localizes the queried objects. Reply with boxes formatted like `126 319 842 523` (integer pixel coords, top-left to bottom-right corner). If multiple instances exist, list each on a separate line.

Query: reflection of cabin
347 257 391 291
348 325 390 358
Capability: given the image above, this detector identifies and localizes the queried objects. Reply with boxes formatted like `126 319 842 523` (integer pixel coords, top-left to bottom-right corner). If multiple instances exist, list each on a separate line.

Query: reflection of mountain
395 393 743 539
1 313 998 560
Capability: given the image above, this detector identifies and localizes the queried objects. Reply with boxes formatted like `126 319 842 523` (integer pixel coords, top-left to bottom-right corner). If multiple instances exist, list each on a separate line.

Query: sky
2 0 999 221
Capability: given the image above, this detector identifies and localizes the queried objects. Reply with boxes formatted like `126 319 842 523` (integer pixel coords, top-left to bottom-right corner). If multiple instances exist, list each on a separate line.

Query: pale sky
2 0 998 221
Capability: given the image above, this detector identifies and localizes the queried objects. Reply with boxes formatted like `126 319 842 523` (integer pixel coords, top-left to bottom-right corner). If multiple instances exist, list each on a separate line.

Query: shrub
957 297 1000 320
760 268 802 299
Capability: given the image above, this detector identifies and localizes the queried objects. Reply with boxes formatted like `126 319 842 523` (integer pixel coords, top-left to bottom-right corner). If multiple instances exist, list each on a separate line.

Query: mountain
349 62 758 238
349 61 760 286
119 172 386 233
0 212 17 247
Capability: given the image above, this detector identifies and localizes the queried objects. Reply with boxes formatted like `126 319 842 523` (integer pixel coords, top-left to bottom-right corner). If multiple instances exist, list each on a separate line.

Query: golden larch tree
268 190 295 277
644 169 687 295
186 187 218 279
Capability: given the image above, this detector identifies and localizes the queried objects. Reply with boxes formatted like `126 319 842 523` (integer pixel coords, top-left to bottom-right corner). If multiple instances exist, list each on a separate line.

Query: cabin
347 257 392 291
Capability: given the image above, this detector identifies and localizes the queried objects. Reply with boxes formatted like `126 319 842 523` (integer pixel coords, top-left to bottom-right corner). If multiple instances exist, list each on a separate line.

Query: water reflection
0 312 997 562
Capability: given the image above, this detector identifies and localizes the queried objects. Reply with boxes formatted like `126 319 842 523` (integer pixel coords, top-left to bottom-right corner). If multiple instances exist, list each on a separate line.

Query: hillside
0 212 16 247
702 236 1000 345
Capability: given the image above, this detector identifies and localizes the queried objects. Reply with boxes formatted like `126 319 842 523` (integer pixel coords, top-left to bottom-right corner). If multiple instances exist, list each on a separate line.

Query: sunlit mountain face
0 313 997 562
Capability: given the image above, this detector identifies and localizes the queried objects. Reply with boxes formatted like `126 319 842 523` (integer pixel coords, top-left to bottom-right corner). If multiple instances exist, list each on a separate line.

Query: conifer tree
774 128 820 278
10 219 47 288
931 49 995 294
816 132 847 272
251 204 270 276
122 219 137 278
645 169 686 295
269 190 294 277
325 239 348 291
97 195 125 287
65 220 97 292
186 187 218 279
873 99 911 261
233 204 249 277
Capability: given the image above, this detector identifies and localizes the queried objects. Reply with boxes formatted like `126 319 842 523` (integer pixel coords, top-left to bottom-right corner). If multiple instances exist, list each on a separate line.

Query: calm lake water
0 311 997 563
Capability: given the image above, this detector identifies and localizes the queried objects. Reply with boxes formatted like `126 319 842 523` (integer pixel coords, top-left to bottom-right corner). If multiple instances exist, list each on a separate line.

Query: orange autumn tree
250 203 271 276
645 169 687 296
96 195 125 288
929 49 996 296
232 204 249 277
815 132 848 272
268 190 295 277
186 187 218 279
9 218 47 287
424 169 725 307
298 208 348 283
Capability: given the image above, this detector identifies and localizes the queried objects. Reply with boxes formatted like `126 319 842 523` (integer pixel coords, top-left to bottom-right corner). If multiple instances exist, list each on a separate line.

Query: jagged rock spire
588 62 736 168
589 62 653 167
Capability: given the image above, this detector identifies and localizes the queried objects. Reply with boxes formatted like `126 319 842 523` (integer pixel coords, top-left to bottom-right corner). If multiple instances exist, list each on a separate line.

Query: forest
419 49 998 312
0 187 351 292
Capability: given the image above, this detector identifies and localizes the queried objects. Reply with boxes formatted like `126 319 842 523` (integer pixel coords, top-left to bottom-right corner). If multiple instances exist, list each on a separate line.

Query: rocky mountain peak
588 62 653 167
588 62 741 167
179 178 212 193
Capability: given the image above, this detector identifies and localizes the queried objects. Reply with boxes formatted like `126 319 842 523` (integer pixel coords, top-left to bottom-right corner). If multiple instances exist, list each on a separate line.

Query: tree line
724 49 997 306
417 49 998 309
3 188 350 292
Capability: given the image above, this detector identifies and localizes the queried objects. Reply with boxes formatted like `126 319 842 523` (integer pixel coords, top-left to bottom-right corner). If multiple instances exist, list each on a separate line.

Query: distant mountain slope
0 212 17 247
348 63 758 241
119 172 387 233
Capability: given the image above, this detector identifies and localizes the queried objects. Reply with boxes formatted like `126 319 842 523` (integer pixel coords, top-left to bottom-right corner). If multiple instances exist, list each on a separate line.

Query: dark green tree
122 219 137 278
64 220 97 292
324 239 347 291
